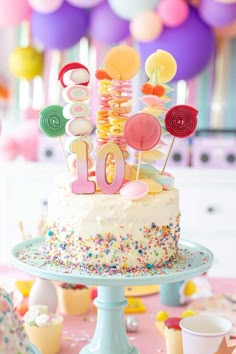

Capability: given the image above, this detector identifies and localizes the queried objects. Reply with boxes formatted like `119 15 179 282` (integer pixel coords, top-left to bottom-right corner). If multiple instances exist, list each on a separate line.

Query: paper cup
25 322 62 354
180 314 232 354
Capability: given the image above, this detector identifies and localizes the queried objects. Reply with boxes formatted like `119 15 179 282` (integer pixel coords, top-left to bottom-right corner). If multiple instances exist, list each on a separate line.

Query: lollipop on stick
122 113 161 200
161 105 198 175
39 105 69 171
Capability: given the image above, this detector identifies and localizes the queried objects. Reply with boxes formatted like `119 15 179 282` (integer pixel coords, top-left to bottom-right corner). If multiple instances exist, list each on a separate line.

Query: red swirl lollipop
162 105 198 174
164 104 198 138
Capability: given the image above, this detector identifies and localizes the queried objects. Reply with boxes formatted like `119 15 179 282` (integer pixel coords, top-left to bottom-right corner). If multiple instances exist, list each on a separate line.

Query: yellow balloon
104 45 141 80
9 46 43 80
145 49 177 84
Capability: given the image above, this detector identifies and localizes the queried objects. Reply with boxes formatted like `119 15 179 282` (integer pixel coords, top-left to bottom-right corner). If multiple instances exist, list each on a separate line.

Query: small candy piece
35 313 50 327
124 113 162 151
66 118 93 136
156 310 169 322
95 69 112 80
165 105 198 138
40 105 67 137
164 317 181 330
120 180 149 200
145 49 177 83
24 308 40 325
125 315 139 332
63 101 89 119
16 302 29 317
134 150 164 163
139 95 168 107
104 45 140 80
140 178 162 194
62 85 90 103
58 62 90 88
181 310 197 318
156 172 174 190
141 83 165 97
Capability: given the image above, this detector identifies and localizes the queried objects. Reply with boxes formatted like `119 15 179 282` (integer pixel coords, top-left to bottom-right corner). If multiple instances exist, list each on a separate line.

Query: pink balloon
0 0 31 26
130 10 163 42
66 0 104 8
120 181 149 200
124 113 162 151
158 0 190 27
28 0 63 13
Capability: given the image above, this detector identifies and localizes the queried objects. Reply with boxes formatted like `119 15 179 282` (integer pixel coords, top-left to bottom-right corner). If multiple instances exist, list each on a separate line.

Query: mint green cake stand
12 237 213 354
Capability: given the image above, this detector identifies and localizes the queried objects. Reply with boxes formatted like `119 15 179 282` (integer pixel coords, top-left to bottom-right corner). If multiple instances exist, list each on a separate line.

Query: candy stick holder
12 237 213 354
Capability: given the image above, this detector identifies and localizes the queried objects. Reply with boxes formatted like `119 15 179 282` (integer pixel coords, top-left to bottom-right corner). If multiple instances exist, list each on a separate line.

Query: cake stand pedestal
12 237 213 354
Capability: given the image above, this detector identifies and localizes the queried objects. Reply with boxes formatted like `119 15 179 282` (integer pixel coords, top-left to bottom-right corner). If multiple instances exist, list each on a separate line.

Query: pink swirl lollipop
164 104 198 138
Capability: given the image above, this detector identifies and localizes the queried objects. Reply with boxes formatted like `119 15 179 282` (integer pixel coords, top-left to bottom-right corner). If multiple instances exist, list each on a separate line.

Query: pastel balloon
108 0 159 20
0 0 31 26
199 0 236 27
67 0 104 7
65 136 93 153
40 105 67 137
8 46 43 80
31 2 88 50
62 85 89 103
59 63 90 88
130 11 163 42
28 0 63 13
120 181 149 200
96 143 125 194
66 118 93 136
90 1 130 45
165 104 198 138
158 0 190 27
104 45 141 80
145 50 177 83
137 7 216 81
124 113 161 151
63 102 89 119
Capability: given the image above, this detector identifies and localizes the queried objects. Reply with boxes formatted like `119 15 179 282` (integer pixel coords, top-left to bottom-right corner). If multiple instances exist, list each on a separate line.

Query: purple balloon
31 2 88 49
136 7 216 81
199 0 236 27
90 1 130 44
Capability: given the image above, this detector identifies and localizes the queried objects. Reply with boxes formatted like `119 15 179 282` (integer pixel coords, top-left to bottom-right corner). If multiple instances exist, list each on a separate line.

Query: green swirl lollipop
40 105 67 137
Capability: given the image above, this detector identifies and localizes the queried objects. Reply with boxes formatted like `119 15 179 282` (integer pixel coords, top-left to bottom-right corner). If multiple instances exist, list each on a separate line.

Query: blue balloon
136 7 216 81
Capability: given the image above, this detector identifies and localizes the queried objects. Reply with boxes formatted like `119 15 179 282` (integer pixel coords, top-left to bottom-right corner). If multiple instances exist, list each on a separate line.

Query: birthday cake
42 45 197 274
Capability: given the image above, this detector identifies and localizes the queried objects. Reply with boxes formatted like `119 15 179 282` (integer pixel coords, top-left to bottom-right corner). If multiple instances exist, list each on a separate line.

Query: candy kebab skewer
103 45 141 180
161 105 198 175
58 63 94 192
95 69 112 154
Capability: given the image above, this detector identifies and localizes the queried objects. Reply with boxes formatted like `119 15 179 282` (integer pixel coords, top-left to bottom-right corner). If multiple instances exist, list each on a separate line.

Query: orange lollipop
104 45 141 80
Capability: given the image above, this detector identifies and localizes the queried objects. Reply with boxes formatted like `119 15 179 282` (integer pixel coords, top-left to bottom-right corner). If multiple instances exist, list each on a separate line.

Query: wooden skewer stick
59 136 70 173
161 136 175 175
136 150 142 180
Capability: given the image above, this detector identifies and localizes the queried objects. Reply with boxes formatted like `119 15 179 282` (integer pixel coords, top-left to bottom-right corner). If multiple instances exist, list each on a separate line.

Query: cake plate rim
11 236 213 286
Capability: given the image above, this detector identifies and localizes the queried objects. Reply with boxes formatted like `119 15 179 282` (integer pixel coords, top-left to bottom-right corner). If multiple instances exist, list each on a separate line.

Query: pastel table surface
11 237 213 286
0 266 236 354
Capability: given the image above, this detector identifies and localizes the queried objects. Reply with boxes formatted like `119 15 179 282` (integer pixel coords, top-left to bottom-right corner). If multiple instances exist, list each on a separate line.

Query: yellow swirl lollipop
145 49 177 84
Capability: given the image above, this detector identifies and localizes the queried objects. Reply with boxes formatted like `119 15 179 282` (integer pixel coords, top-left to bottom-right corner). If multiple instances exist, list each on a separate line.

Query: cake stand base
80 286 139 354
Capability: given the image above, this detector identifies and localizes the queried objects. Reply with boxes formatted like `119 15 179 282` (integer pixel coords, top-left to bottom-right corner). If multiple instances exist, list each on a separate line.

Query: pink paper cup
180 314 232 354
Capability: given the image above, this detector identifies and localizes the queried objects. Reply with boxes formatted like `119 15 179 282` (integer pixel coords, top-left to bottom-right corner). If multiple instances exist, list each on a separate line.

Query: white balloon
28 0 63 13
108 0 159 20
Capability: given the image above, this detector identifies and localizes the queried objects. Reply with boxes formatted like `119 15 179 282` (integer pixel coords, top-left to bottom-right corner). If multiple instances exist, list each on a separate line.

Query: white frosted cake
45 179 180 272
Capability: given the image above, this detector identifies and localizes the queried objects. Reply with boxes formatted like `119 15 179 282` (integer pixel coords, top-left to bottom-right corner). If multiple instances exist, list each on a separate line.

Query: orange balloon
104 45 141 80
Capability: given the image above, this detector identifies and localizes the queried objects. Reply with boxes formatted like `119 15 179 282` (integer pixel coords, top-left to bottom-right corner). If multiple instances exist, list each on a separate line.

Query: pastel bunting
63 101 89 119
39 105 67 137
165 105 198 138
